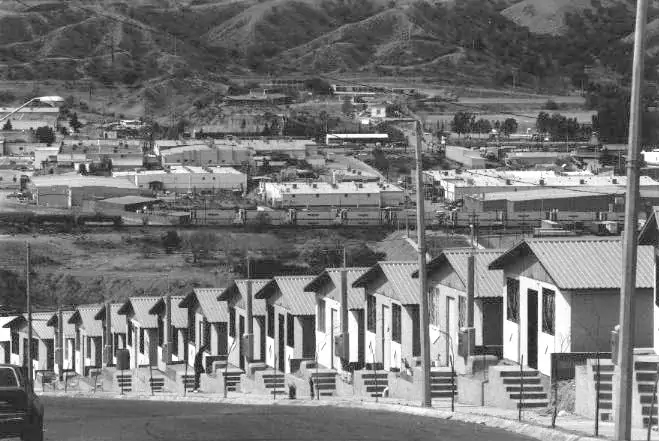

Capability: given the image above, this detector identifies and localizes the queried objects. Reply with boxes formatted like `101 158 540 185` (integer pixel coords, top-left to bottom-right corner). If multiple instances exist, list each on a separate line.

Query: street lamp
0 96 64 123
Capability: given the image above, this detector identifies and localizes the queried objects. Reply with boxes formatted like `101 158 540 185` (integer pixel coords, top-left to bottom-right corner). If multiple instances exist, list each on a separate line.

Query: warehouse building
159 144 251 167
29 174 141 208
424 169 659 201
260 181 404 208
114 166 247 193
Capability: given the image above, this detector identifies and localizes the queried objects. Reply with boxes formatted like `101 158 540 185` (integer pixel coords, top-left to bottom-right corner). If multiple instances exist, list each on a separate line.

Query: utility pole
104 301 112 367
340 247 349 368
57 307 64 380
615 0 648 439
245 257 254 369
165 281 173 365
26 242 32 384
414 120 432 408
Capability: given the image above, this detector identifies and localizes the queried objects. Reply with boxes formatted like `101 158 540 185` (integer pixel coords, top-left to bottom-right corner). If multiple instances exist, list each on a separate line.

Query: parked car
0 364 44 441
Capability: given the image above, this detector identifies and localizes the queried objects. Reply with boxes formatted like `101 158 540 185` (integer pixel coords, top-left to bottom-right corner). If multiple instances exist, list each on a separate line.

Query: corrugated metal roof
32 312 55 340
149 296 188 328
70 305 104 337
0 316 16 342
47 311 76 337
427 249 505 298
255 276 316 315
184 288 227 323
489 238 654 290
119 297 160 328
354 261 420 304
304 268 369 310
234 280 269 316
107 304 127 334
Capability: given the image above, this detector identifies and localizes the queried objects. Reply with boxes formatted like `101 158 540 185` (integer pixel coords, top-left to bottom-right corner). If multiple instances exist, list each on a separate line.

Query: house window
158 316 164 346
11 332 18 355
86 337 92 358
31 338 39 361
75 329 80 350
286 314 294 348
367 295 376 333
171 326 178 355
458 296 467 328
506 278 520 323
229 308 236 338
317 300 326 332
392 304 402 344
139 328 145 354
188 309 195 343
410 305 421 357
127 321 133 346
542 288 555 335
267 304 275 338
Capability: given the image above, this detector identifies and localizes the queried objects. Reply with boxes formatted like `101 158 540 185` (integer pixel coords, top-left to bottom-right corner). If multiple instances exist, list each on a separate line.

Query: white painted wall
316 297 340 370
365 331 377 364
348 310 359 363
265 336 275 368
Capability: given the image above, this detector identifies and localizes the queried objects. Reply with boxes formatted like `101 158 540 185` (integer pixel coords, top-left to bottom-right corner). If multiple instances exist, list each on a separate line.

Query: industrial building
424 169 659 201
96 196 162 213
159 144 251 167
58 140 144 170
444 146 486 168
260 181 404 208
114 166 247 193
28 174 141 208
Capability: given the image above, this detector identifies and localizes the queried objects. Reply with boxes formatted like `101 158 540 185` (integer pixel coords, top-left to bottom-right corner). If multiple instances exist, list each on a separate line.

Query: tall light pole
614 0 649 439
26 242 33 384
0 96 64 123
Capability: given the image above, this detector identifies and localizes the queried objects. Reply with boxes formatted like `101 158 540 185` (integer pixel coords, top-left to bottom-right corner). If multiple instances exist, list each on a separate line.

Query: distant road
42 396 536 441
458 96 586 105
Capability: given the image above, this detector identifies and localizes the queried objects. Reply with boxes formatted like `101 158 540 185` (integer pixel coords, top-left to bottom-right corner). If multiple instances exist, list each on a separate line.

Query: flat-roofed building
113 166 247 193
159 144 251 167
29 173 141 208
260 181 404 208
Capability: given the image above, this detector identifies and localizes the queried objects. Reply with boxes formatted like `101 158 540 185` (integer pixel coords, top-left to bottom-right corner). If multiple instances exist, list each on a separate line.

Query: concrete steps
310 371 337 397
430 368 456 399
221 370 243 392
635 359 659 428
261 372 286 397
590 359 614 422
362 372 388 398
490 366 549 411
149 377 166 393
116 373 132 393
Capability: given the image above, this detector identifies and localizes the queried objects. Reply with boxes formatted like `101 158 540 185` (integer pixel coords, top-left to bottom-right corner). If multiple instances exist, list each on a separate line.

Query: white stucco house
117 297 161 369
488 237 654 377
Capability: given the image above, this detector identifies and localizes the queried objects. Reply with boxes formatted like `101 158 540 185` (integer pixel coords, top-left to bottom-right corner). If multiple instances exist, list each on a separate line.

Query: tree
35 126 55 144
451 111 476 135
185 231 218 263
473 118 492 134
501 118 518 135
69 112 82 133
162 230 182 254
2 119 12 131
299 239 387 274
78 163 88 175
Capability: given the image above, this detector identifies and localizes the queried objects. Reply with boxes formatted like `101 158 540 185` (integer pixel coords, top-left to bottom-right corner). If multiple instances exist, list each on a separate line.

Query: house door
382 305 391 370
527 289 539 369
330 309 336 369
277 314 285 372
239 316 245 370
446 297 457 367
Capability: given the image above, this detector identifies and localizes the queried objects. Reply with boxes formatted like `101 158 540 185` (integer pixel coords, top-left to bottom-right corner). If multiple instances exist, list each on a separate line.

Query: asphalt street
39 396 536 441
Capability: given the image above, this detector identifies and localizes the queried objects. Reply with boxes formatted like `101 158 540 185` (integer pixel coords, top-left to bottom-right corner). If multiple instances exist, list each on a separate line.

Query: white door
382 305 391 370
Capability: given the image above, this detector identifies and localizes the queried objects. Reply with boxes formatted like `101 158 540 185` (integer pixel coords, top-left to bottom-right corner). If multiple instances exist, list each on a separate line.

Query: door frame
527 289 539 369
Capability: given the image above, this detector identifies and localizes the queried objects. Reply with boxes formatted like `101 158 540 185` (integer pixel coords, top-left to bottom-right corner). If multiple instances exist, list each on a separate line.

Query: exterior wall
316 297 341 370
348 310 360 364
160 147 250 166
374 293 402 371
234 307 264 362
570 288 653 351
132 170 247 192
275 191 382 208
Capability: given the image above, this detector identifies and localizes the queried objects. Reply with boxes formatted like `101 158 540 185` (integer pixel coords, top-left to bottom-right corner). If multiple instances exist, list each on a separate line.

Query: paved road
41 396 536 441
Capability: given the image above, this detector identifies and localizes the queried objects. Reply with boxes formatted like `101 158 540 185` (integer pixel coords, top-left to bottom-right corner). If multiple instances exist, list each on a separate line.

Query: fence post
595 355 600 437
450 355 455 412
551 356 558 428
149 363 154 396
184 362 188 397
518 355 524 422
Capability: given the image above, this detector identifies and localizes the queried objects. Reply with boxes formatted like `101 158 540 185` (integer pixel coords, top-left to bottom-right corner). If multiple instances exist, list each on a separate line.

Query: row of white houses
4 226 659 380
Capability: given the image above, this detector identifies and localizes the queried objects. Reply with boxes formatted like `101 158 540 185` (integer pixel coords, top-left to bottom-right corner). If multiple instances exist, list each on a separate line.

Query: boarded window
229 308 236 338
392 304 402 344
367 295 376 333
286 314 295 348
542 288 555 335
458 296 467 328
267 304 275 338
317 300 326 332
506 278 520 323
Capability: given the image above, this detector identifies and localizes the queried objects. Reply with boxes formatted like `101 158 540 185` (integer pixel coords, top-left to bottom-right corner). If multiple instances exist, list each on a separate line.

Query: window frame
506 278 520 323
542 288 556 336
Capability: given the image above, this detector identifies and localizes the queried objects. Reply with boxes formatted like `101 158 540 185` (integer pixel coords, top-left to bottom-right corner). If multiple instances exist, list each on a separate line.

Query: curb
39 391 601 441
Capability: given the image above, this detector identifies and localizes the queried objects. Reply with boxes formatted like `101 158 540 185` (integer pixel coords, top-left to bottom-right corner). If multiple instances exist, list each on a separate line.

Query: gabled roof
352 261 420 304
118 297 160 328
304 268 369 309
413 249 505 298
0 316 17 342
489 237 654 290
179 288 226 323
217 280 270 316
45 311 77 337
254 276 316 315
149 296 187 328
94 303 126 333
69 304 104 337
639 208 659 245
9 312 56 340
